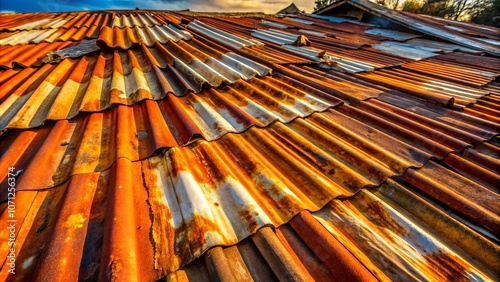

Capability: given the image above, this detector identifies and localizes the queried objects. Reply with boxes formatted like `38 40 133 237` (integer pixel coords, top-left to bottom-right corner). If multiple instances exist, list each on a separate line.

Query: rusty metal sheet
188 20 264 49
97 24 193 49
0 13 68 31
315 187 498 281
251 29 301 46
364 28 421 41
355 68 490 106
4 94 499 198
0 47 271 129
405 38 484 54
0 41 78 68
340 0 500 56
0 27 99 45
371 41 438 60
2 150 498 281
111 13 162 28
0 129 427 279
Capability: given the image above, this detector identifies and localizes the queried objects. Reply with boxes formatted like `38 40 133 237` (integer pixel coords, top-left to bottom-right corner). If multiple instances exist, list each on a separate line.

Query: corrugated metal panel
0 46 271 129
355 68 491 106
336 0 500 56
188 20 264 49
2 140 497 281
405 38 484 54
0 27 99 45
428 52 500 73
0 41 78 68
111 13 161 28
1 10 499 282
2 93 497 197
0 13 68 31
61 12 112 29
371 41 438 60
364 28 421 41
0 72 336 132
251 29 300 45
97 24 193 49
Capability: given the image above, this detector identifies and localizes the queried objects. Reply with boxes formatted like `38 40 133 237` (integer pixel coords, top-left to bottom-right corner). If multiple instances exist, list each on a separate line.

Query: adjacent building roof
0 4 499 281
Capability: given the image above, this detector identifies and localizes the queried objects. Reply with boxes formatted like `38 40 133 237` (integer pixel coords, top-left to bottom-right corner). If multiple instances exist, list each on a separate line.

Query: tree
376 0 402 9
401 0 424 12
470 0 500 27
314 0 336 11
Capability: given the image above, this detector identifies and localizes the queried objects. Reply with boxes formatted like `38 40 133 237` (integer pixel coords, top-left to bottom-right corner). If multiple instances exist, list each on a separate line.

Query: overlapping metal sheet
355 68 491 106
97 24 193 49
0 13 68 31
364 28 420 41
2 92 498 198
0 46 271 130
111 13 162 28
0 27 99 45
2 139 498 280
0 41 78 68
188 20 264 49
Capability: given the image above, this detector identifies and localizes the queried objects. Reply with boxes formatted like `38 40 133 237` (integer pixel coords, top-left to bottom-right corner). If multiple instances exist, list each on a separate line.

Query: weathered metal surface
371 41 438 60
2 93 498 198
43 39 101 63
0 41 78 68
364 28 421 41
188 20 263 49
97 24 193 49
111 13 162 28
0 47 270 130
0 27 99 45
355 68 491 106
405 38 484 54
0 12 111 31
2 153 497 281
315 187 498 281
327 0 500 55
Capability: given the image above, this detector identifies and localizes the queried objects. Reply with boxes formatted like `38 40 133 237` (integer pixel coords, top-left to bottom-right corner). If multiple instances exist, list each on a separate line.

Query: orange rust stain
364 199 408 237
423 251 470 281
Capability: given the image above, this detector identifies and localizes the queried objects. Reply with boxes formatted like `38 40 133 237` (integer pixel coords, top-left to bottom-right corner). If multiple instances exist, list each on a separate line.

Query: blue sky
0 0 314 13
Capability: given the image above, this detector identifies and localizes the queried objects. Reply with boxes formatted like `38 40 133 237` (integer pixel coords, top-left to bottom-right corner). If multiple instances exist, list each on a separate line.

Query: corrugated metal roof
2 137 498 280
2 91 497 195
0 8 499 282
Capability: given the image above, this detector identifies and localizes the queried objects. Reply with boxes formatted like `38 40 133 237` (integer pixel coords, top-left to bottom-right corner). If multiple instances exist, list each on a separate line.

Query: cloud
0 0 314 13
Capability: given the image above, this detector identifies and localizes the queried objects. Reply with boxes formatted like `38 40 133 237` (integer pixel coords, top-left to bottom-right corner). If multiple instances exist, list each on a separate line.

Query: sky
0 0 315 14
